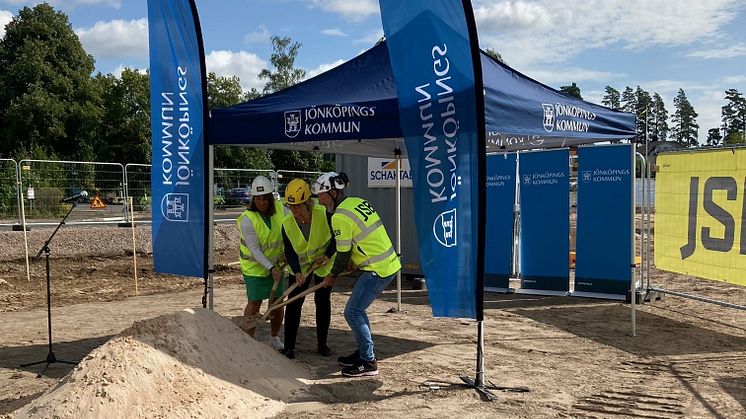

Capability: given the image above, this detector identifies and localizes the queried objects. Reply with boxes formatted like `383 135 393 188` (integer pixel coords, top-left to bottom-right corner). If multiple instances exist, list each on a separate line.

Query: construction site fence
0 158 655 228
0 159 316 228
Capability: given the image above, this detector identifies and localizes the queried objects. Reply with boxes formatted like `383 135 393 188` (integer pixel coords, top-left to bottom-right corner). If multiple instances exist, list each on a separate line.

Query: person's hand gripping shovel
245 258 325 330
233 262 285 334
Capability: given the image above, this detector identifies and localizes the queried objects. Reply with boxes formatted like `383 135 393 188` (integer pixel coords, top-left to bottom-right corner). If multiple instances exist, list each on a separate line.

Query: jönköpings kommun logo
283 105 376 139
541 103 597 133
433 208 457 247
284 110 301 138
161 193 189 222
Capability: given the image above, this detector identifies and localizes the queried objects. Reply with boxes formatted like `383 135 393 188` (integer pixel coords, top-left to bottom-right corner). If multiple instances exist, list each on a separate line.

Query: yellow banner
655 148 746 286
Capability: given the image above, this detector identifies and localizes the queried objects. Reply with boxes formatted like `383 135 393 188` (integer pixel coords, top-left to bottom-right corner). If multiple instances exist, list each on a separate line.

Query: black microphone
61 190 88 203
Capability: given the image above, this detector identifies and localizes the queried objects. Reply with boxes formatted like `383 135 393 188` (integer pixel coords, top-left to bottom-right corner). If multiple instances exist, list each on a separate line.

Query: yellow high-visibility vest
282 204 335 277
236 201 285 277
332 197 400 278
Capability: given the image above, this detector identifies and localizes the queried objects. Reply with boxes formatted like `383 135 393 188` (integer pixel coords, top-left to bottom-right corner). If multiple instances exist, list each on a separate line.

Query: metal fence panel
275 170 323 200
18 159 126 225
213 168 275 222
125 165 276 223
0 159 19 226
124 163 153 219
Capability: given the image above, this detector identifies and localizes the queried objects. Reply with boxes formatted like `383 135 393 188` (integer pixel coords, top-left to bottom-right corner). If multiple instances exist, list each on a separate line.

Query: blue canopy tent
206 39 636 309
208 40 636 156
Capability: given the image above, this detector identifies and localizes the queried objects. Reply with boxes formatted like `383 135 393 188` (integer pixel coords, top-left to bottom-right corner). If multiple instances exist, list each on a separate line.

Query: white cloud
205 50 266 92
0 10 12 39
243 25 269 44
312 0 378 21
305 59 345 79
75 18 148 60
474 0 741 68
0 0 121 8
321 28 347 37
73 0 120 7
110 65 146 78
721 75 746 84
474 2 551 30
352 29 383 46
687 42 746 59
680 89 727 143
583 89 605 106
521 66 624 86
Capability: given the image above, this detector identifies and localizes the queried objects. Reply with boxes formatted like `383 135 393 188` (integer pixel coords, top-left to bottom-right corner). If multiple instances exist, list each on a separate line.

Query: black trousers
283 273 332 351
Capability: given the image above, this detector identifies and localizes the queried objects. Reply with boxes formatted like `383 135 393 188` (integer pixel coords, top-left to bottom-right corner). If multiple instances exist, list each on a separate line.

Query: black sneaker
337 350 360 367
279 348 295 359
318 346 334 357
341 359 378 377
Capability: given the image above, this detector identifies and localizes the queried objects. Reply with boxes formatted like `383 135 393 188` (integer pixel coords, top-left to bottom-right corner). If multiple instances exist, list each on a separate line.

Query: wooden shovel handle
265 282 327 313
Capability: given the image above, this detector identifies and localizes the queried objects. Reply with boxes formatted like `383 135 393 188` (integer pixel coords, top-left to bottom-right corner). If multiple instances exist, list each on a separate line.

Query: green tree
620 86 636 113
601 86 620 110
721 88 746 142
485 48 505 64
0 4 101 161
258 36 306 95
258 35 329 171
724 132 745 145
706 128 722 146
635 86 654 140
559 82 582 99
207 72 243 109
93 69 151 164
670 89 699 147
243 87 262 101
651 93 669 142
206 72 272 169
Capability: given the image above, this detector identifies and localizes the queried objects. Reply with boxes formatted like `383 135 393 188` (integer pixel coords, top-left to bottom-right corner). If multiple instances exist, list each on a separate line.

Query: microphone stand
20 200 79 377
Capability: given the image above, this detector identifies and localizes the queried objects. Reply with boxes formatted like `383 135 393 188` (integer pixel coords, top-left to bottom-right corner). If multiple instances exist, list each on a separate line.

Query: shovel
243 281 329 330
241 260 324 329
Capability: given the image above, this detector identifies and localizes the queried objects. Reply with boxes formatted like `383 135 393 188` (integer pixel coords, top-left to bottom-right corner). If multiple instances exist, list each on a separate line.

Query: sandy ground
2 228 746 417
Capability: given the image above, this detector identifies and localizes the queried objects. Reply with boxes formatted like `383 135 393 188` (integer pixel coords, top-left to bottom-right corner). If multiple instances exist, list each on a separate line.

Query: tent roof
208 41 636 157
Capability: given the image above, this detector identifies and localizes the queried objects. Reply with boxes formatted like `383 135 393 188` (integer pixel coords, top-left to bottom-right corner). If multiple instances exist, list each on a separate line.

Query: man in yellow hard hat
236 175 286 351
279 178 337 359
313 171 401 377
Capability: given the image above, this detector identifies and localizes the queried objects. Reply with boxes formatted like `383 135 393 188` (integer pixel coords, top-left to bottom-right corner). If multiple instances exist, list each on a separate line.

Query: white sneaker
269 336 284 351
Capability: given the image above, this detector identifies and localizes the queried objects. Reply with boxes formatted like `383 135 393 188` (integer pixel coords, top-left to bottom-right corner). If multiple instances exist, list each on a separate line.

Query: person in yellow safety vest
278 178 337 360
236 175 286 351
314 171 401 378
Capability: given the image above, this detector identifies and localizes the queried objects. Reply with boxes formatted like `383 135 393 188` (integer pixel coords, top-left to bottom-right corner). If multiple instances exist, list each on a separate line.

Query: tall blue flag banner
147 0 207 277
574 144 633 298
379 1 485 318
485 153 517 290
519 149 570 293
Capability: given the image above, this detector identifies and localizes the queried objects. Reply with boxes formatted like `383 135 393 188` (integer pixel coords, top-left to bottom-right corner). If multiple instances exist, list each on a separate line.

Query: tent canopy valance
208 40 636 157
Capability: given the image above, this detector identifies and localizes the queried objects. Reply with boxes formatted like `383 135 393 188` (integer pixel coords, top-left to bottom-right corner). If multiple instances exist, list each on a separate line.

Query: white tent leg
20 191 31 282
396 152 402 311
207 145 215 310
631 147 640 337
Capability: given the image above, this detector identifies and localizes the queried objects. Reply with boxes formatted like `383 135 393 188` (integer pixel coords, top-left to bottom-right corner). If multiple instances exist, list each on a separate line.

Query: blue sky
1 0 745 143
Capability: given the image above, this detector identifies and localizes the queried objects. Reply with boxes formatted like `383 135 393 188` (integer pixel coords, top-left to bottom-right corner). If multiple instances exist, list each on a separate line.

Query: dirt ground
2 232 746 417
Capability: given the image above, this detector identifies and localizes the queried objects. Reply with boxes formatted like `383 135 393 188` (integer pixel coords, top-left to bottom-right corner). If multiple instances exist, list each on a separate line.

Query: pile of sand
13 308 310 418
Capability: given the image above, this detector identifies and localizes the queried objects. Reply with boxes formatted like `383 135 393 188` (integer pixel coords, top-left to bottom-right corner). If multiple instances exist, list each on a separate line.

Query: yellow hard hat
285 178 311 205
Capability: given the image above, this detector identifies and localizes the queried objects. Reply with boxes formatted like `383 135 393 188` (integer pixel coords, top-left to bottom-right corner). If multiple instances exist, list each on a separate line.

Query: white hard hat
312 172 348 195
250 176 273 196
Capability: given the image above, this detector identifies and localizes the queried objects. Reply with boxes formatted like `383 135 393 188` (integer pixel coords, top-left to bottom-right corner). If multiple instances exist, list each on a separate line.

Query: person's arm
323 210 336 258
282 227 302 274
328 214 353 277
240 216 274 270
329 251 352 276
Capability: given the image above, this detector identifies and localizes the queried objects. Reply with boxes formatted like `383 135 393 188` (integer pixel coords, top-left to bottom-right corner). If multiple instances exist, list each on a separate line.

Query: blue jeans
343 271 395 362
